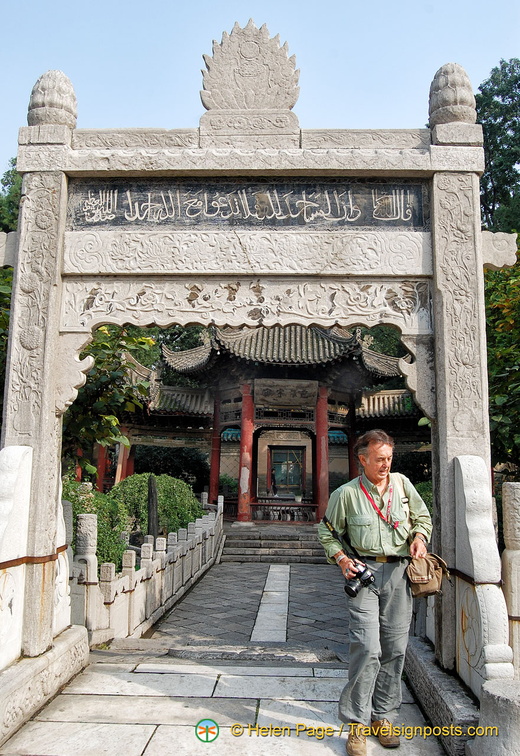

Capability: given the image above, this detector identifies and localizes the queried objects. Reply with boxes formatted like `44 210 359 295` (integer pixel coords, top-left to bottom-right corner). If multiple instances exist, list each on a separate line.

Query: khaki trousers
339 558 412 725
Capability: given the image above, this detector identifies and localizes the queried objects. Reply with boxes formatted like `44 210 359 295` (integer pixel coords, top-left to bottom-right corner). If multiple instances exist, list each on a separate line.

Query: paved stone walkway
0 563 444 756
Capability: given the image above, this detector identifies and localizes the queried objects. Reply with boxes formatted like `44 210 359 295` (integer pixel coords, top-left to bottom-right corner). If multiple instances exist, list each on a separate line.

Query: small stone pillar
502 483 520 677
167 532 178 554
75 514 98 583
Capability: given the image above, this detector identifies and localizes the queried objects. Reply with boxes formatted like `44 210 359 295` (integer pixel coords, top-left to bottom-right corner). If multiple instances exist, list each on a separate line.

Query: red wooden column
348 396 359 479
237 383 254 522
96 444 108 492
209 393 221 504
316 385 330 521
126 445 135 477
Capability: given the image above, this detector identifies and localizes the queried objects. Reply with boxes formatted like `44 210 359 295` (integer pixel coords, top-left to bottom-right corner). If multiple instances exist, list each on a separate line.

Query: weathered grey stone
0 625 89 747
466 680 520 756
404 637 479 756
432 122 483 146
454 456 500 583
27 70 77 128
482 231 518 270
429 63 476 127
0 232 17 267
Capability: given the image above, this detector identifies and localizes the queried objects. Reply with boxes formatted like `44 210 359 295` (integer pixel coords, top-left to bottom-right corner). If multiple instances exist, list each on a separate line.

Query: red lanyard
358 476 399 529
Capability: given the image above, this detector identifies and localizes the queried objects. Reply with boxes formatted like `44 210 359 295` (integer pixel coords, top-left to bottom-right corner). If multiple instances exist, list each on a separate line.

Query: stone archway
0 19 518 744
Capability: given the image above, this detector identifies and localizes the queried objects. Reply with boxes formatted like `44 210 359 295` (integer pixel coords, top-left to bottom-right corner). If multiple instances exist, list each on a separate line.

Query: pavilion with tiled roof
105 324 427 523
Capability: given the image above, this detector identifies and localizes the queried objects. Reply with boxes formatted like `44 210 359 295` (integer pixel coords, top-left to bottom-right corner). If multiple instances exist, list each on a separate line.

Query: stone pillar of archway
316 386 330 520
1 168 72 658
237 384 254 522
209 393 221 504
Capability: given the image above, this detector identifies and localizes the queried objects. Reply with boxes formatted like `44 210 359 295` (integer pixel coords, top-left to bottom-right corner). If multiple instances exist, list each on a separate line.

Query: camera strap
321 515 362 561
322 515 380 596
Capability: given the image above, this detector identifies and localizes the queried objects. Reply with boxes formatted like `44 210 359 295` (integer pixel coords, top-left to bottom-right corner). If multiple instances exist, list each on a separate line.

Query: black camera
344 562 375 597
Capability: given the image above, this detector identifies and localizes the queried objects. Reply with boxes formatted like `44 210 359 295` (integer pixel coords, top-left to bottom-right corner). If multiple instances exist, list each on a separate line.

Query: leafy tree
134 446 209 492
476 58 520 232
0 158 21 233
485 254 520 467
62 325 155 474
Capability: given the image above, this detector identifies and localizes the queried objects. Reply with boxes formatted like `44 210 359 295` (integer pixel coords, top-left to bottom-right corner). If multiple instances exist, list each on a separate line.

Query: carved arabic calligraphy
67 179 427 230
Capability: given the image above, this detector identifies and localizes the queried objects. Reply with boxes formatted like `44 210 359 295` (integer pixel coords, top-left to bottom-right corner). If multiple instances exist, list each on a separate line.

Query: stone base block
466 680 520 756
404 636 479 756
0 625 89 746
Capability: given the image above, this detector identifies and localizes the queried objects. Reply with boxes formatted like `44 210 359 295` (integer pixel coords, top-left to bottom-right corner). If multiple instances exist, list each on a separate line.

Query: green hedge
62 477 128 570
111 473 203 535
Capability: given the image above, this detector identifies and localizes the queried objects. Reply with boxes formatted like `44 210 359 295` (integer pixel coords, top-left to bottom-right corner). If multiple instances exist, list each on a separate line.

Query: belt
363 555 402 563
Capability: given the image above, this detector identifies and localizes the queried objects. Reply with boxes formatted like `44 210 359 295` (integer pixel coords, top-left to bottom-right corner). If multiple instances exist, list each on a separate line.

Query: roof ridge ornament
201 19 299 111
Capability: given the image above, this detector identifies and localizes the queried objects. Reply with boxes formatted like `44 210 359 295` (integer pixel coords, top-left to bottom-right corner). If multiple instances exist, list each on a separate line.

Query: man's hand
333 552 364 579
410 535 428 559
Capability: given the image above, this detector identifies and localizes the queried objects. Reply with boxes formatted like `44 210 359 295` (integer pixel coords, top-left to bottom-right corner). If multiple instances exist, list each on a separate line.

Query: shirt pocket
347 514 378 552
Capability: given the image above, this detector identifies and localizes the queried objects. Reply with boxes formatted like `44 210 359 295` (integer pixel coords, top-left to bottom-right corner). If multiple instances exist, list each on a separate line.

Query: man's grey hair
354 429 395 460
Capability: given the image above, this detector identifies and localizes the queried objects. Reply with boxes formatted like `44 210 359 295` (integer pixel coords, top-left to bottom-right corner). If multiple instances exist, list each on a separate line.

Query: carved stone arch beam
59 276 434 335
400 334 436 420
55 332 95 416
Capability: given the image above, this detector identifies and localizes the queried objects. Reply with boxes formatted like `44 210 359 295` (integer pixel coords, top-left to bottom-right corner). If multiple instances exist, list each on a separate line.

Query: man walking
318 429 432 755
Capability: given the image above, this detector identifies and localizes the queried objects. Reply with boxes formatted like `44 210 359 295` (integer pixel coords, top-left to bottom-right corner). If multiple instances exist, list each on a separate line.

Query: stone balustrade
70 502 224 646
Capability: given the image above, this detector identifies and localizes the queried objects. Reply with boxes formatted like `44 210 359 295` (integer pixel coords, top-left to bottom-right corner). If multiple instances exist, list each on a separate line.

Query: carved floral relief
434 173 484 436
61 277 432 334
64 229 432 276
5 173 61 440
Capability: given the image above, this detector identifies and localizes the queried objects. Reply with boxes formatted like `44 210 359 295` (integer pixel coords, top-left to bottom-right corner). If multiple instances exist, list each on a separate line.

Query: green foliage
0 158 21 233
0 268 12 421
134 446 209 492
62 477 128 570
111 472 203 535
219 473 238 495
361 325 408 358
485 250 520 466
62 325 155 473
415 481 433 515
476 58 520 232
392 451 432 483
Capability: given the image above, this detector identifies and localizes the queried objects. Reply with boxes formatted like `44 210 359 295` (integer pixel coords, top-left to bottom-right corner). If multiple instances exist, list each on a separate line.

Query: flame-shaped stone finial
201 19 299 111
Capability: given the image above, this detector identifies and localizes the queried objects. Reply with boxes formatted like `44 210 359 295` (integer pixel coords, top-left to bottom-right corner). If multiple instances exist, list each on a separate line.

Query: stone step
223 539 324 550
224 547 322 556
220 553 327 564
225 532 318 541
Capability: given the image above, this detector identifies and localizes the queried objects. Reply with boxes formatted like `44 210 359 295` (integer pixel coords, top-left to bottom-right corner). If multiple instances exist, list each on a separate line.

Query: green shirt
317 472 433 561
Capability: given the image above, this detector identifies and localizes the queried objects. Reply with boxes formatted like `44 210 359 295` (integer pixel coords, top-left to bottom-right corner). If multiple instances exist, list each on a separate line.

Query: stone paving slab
34 694 258 726
134 663 310 677
0 722 155 756
63 667 217 697
213 674 345 701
